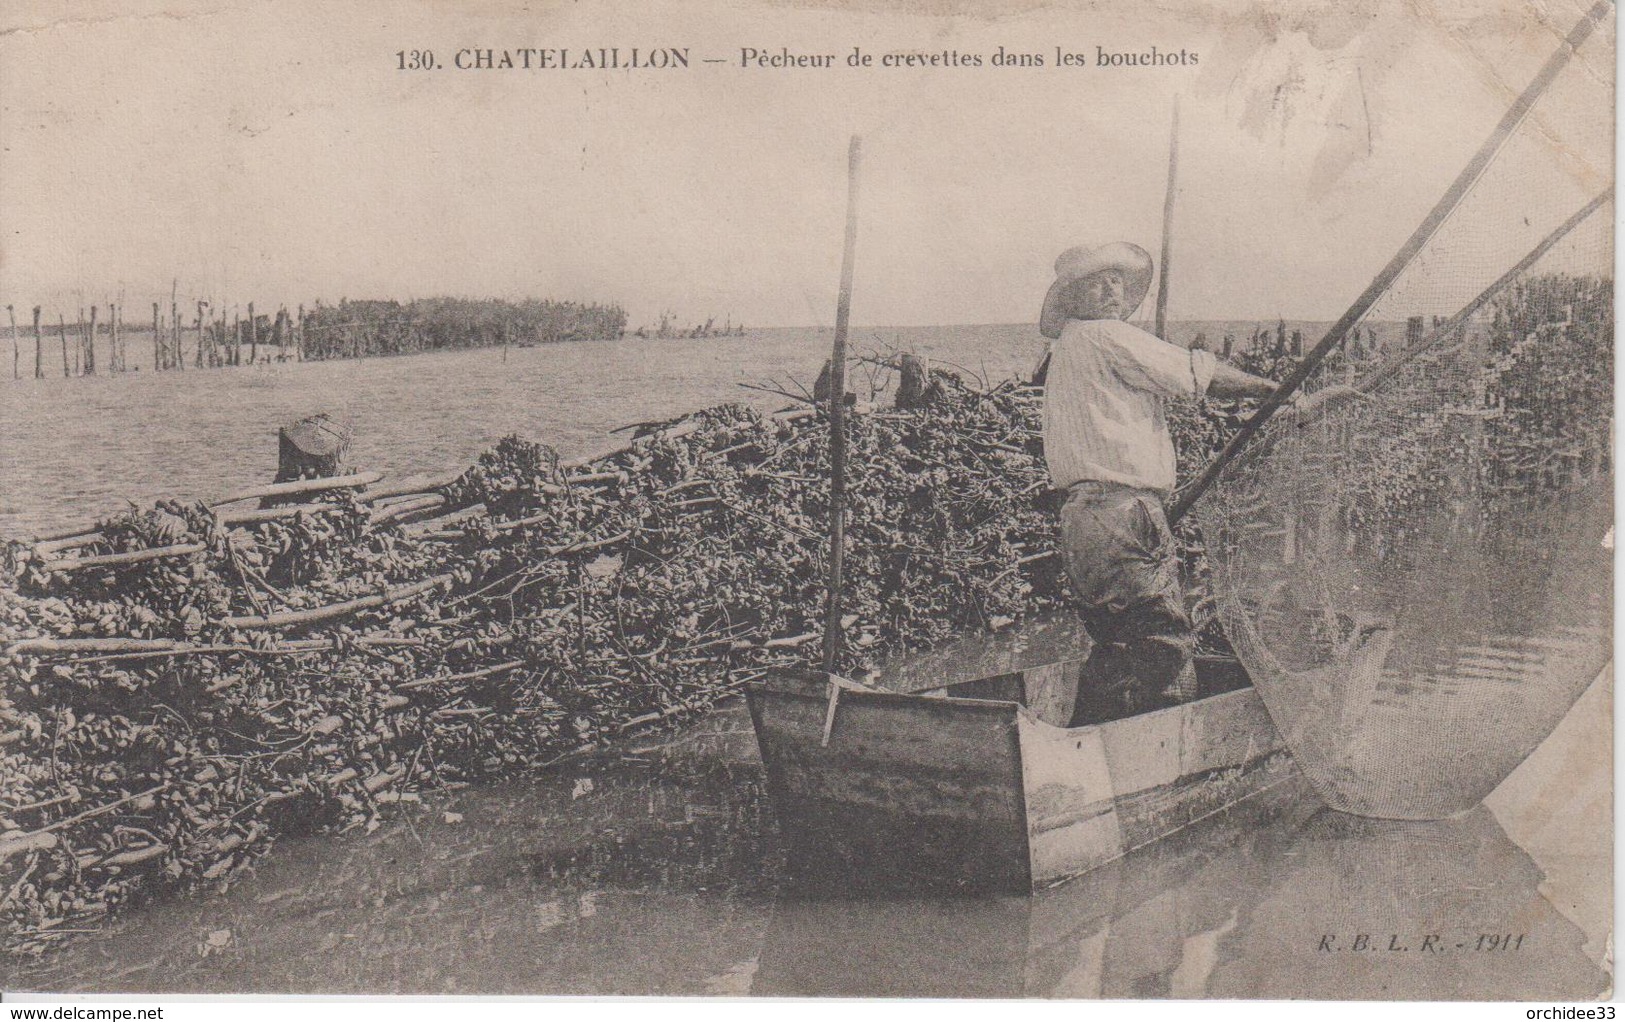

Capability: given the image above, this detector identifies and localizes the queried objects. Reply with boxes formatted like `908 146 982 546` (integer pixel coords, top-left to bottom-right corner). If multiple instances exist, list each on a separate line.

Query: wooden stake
84 305 97 374
32 306 42 378
7 304 16 380
296 303 305 360
58 314 70 377
44 542 207 573
247 301 257 364
110 304 120 372
1154 95 1180 341
222 574 452 631
194 302 205 368
821 135 862 674
209 468 384 506
152 302 161 372
1166 0 1612 527
171 291 181 372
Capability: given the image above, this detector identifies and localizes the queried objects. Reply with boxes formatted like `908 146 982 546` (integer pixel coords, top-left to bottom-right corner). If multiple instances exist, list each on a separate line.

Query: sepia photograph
0 0 1613 1004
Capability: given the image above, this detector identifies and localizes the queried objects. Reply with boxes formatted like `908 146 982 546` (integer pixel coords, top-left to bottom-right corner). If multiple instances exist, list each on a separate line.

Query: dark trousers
1058 481 1196 725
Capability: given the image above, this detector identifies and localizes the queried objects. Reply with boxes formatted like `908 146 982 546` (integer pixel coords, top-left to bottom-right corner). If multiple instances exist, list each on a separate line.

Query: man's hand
1292 384 1370 424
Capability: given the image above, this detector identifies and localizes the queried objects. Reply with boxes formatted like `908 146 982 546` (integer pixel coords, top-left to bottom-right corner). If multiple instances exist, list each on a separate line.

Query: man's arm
1206 361 1277 401
1205 360 1371 419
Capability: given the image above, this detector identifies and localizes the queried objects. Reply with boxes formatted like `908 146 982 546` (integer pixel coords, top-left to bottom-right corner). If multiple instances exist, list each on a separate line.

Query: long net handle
1166 0 1612 527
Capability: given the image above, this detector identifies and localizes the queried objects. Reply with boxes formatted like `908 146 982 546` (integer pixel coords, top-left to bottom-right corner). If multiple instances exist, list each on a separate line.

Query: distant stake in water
86 305 97 375
32 306 43 379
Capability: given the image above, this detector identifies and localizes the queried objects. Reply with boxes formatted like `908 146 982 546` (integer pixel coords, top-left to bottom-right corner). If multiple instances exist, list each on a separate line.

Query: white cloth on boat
1042 318 1215 495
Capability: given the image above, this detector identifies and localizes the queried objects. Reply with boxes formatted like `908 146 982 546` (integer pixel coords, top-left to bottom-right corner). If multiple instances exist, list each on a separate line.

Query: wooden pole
247 301 257 365
32 306 42 379
1166 0 1611 527
85 305 97 374
1154 95 1180 341
7 305 16 380
74 306 83 375
58 314 70 377
110 304 120 372
152 302 161 372
195 302 205 367
171 292 181 372
231 310 240 366
821 135 863 674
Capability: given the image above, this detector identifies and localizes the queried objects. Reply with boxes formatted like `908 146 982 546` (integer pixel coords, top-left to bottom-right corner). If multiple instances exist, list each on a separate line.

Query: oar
1154 95 1180 341
821 136 863 674
1165 0 1612 527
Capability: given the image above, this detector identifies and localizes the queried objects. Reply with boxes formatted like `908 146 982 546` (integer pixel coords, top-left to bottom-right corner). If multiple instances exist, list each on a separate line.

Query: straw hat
1038 242 1154 339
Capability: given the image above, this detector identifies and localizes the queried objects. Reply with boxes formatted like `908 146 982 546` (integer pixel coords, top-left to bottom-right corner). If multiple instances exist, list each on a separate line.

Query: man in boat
1038 242 1348 724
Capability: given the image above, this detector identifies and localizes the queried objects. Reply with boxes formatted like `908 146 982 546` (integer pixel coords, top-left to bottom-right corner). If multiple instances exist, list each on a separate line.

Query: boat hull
747 663 1291 892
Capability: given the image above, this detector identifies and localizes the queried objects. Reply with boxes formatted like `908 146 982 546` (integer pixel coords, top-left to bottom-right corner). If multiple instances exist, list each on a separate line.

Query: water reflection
1203 808 1606 1000
753 779 1310 998
2 700 1606 999
754 781 1603 999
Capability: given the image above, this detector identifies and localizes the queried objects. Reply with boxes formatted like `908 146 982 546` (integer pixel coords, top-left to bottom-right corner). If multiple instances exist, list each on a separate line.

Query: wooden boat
747 653 1296 892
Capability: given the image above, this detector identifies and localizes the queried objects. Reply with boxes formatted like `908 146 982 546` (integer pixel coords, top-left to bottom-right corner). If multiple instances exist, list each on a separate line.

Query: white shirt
1042 319 1216 495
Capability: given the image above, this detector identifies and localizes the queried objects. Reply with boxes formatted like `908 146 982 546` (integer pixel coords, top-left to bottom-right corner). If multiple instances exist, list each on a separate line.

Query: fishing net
1199 2 1614 819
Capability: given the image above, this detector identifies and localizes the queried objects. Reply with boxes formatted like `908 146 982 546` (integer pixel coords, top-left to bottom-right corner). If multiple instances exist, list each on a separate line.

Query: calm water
0 326 1050 539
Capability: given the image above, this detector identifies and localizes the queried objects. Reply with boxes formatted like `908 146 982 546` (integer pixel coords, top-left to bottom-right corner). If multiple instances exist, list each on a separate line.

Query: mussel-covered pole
821 135 862 673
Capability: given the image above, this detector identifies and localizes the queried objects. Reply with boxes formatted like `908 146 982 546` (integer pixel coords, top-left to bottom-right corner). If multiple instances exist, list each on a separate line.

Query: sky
0 0 1614 328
